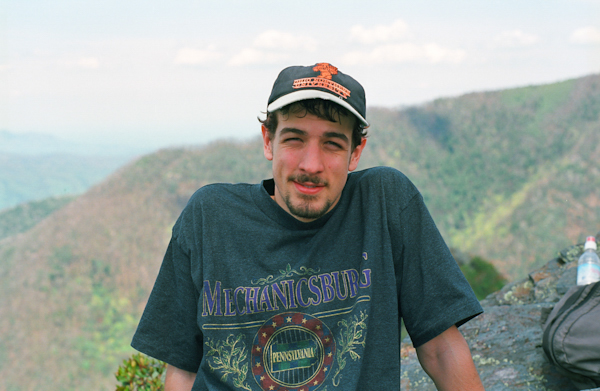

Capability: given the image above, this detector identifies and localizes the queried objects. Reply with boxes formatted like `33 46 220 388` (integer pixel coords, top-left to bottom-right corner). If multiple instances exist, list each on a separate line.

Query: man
132 63 484 390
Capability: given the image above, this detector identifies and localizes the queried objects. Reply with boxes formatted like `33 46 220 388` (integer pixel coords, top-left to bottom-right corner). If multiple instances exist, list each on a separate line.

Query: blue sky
2 0 600 151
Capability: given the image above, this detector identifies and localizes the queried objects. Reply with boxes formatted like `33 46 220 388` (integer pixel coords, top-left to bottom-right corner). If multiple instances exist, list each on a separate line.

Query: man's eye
326 141 343 149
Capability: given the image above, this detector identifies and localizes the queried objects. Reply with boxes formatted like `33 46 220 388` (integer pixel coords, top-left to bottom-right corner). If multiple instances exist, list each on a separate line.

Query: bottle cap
584 236 597 251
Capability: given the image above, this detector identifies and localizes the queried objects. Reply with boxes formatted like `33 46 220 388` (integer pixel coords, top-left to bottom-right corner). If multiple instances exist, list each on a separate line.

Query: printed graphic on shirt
201 262 372 390
332 311 367 386
201 265 372 318
251 312 335 391
252 264 320 286
205 334 252 390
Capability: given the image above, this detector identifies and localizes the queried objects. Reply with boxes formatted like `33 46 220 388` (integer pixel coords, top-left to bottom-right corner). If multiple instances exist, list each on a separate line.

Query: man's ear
348 137 367 172
261 125 274 161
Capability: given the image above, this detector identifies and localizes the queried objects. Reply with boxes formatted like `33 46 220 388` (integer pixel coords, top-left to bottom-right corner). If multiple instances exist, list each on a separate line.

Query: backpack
542 281 600 390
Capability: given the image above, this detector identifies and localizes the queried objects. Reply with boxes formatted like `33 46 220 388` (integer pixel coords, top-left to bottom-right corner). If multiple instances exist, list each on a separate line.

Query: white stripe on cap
266 90 369 127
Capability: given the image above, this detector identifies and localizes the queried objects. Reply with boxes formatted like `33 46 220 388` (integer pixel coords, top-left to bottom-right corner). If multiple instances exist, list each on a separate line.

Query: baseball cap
267 63 369 127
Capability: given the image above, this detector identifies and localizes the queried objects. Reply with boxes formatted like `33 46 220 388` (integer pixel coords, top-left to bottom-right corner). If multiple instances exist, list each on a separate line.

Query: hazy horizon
3 0 600 151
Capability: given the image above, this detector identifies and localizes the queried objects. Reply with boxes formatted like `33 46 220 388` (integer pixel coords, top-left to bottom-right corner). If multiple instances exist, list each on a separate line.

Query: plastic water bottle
576 236 600 286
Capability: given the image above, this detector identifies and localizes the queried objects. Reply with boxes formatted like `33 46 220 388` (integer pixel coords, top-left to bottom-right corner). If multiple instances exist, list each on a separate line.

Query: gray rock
400 241 600 390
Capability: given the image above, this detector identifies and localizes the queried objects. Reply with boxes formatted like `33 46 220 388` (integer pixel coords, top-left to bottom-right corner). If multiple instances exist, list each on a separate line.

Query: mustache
290 174 328 186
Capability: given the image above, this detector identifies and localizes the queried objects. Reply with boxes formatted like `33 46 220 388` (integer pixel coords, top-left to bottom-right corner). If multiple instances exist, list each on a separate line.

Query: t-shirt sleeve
131 235 203 373
394 193 483 348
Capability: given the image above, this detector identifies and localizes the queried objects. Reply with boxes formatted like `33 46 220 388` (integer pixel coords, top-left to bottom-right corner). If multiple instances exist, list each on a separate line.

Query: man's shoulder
345 167 423 213
172 182 261 239
350 166 418 195
187 182 256 207
352 166 408 180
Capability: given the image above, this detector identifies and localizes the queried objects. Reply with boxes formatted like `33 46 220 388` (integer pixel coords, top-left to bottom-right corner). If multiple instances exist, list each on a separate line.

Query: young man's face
261 106 367 222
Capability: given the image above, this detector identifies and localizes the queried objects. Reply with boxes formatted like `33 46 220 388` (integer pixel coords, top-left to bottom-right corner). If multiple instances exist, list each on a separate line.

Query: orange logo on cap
313 63 338 79
292 63 350 99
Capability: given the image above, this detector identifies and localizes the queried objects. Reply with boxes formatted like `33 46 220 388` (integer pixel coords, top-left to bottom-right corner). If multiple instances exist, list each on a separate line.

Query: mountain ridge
0 153 135 211
1 73 599 390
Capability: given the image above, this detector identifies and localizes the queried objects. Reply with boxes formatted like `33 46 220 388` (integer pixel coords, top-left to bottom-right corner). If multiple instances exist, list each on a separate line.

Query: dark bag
542 281 600 390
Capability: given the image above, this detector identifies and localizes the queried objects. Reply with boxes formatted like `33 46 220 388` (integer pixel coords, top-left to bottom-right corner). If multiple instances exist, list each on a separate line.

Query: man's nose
298 143 324 173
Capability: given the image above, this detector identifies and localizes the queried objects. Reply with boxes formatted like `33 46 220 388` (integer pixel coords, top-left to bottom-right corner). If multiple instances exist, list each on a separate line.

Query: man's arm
165 364 196 391
415 325 484 390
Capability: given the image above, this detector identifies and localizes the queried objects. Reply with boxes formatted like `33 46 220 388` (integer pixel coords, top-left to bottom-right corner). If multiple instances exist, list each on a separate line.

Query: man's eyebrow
279 127 307 137
323 131 350 144
279 128 350 144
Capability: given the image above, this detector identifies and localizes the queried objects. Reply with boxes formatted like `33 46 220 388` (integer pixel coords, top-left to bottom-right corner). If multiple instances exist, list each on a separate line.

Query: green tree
115 353 166 391
460 256 507 300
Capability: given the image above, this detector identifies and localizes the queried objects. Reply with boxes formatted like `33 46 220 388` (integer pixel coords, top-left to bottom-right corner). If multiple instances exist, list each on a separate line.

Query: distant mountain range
0 131 147 211
0 153 134 211
0 130 150 156
1 74 599 390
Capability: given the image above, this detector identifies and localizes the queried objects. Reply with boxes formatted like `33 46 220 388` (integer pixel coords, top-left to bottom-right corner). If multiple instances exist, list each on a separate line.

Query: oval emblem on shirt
251 312 335 391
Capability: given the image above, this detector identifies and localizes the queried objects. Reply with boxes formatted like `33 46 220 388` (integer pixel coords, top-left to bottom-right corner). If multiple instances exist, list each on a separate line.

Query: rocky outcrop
400 236 600 390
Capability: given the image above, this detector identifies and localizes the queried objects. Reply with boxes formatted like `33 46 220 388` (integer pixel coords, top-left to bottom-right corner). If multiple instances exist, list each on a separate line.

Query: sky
2 0 600 152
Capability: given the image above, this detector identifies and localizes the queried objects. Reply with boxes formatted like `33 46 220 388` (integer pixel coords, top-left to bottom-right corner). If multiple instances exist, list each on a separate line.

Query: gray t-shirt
132 166 483 390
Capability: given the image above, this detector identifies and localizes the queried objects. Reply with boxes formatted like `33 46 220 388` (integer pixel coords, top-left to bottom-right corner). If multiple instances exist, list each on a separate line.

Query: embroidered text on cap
292 63 351 99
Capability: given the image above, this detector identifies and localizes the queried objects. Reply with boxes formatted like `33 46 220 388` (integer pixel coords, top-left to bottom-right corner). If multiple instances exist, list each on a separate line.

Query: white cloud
570 26 600 44
228 48 288 67
174 47 222 66
58 57 101 70
228 30 317 67
350 19 410 44
344 19 464 66
342 43 466 65
77 57 100 69
253 30 317 51
494 29 539 47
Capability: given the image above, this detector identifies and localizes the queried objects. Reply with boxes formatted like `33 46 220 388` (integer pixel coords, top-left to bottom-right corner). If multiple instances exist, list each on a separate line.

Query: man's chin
287 201 332 222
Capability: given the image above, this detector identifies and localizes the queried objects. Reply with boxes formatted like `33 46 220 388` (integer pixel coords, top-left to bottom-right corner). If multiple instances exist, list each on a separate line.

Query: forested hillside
359 74 600 278
0 142 272 390
1 74 599 390
0 196 76 240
